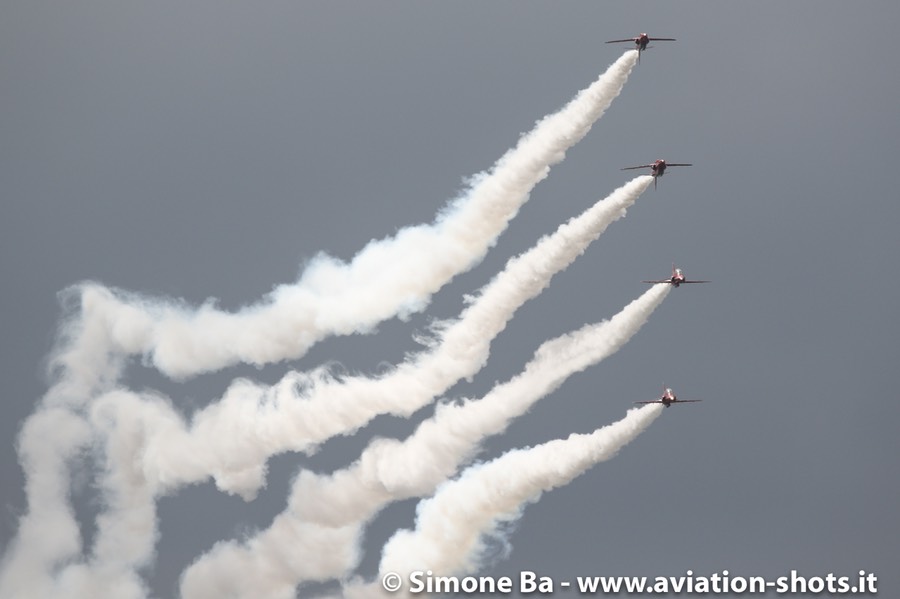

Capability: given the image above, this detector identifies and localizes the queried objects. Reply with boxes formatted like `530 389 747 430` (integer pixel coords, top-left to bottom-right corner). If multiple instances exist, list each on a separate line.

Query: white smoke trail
345 403 665 599
0 55 635 596
136 176 653 500
1 175 652 599
0 52 643 599
74 50 639 382
178 284 669 597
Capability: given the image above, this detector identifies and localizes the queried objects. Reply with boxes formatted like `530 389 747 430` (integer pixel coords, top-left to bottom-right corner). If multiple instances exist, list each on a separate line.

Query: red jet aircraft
643 264 709 288
605 33 676 61
635 387 702 408
621 159 692 189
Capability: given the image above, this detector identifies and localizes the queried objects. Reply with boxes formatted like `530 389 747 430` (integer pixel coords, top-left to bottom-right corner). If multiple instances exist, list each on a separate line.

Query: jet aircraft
635 387 702 408
605 33 676 61
622 159 692 189
643 264 710 288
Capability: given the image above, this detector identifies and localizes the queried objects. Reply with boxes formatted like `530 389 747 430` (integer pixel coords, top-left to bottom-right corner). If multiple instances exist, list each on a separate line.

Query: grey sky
2 2 899 598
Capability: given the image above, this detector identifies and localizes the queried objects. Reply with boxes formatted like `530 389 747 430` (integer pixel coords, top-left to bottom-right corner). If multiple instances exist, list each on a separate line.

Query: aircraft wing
605 38 637 44
682 280 710 284
642 280 672 284
621 164 652 170
648 37 677 41
634 400 664 405
673 400 703 403
666 163 693 167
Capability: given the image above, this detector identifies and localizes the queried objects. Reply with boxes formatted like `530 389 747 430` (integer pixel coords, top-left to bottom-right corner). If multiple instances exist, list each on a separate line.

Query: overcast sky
2 2 899 598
